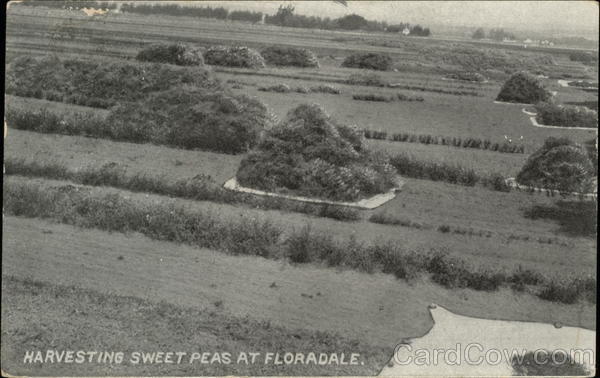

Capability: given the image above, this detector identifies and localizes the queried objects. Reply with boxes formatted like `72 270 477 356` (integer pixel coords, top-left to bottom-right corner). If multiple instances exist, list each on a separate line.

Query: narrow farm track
3 216 595 350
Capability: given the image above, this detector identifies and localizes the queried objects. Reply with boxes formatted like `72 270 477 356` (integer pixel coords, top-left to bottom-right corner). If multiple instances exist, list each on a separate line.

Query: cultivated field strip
3 175 595 277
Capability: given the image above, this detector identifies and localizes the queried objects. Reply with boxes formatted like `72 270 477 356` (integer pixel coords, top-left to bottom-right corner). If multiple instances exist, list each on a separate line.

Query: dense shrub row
567 80 598 89
363 130 526 154
389 153 479 186
535 103 598 129
352 94 392 102
388 153 512 192
121 3 229 19
237 104 398 202
345 73 387 87
4 159 361 222
5 55 220 108
568 51 598 65
258 84 340 94
342 53 393 71
204 46 266 69
4 179 594 304
496 71 551 104
388 84 480 96
136 43 204 66
260 46 319 68
5 86 271 154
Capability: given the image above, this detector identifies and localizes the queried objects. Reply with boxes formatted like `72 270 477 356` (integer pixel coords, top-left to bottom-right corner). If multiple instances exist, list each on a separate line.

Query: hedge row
4 159 361 222
535 103 598 129
363 130 526 154
389 153 512 191
4 179 595 305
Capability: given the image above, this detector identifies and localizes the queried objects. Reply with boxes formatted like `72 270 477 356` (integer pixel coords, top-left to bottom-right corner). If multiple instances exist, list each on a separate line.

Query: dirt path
3 216 595 349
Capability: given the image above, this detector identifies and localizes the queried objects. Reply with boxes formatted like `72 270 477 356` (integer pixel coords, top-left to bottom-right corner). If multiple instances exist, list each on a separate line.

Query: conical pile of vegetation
136 43 204 66
236 104 397 201
5 55 219 108
107 86 272 154
204 46 266 68
496 71 551 104
516 137 596 193
260 46 319 68
341 53 393 71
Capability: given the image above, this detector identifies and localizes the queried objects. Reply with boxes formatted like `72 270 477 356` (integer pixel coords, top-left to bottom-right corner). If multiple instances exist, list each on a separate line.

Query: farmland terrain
3 3 598 376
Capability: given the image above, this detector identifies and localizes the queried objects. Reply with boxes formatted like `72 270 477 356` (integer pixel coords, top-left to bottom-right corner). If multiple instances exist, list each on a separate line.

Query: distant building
402 27 410 36
503 37 517 43
523 38 533 44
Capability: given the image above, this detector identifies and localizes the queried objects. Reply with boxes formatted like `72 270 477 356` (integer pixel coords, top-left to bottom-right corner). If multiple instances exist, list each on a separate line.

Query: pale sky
176 1 598 34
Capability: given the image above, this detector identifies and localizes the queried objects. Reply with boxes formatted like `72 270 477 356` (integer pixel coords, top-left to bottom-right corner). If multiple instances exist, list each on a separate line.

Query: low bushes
389 153 479 186
237 104 397 202
388 84 480 96
309 85 341 94
204 46 266 69
6 86 272 154
4 179 595 304
342 53 393 71
352 93 392 102
5 159 362 222
258 84 292 93
136 43 204 66
568 80 598 88
345 73 387 87
257 84 340 95
535 102 598 128
353 93 423 102
396 93 424 102
496 71 551 104
369 213 432 230
260 46 319 68
384 132 525 154
5 55 221 109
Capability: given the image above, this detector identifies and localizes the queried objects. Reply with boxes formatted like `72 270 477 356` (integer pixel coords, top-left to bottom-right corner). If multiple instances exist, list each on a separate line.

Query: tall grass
4 179 595 305
4 159 361 222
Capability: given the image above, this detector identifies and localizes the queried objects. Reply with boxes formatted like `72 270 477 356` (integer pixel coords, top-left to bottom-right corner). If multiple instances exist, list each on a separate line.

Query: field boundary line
224 177 404 209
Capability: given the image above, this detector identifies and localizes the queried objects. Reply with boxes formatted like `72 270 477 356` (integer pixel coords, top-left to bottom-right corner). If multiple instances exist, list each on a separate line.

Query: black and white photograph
2 0 598 376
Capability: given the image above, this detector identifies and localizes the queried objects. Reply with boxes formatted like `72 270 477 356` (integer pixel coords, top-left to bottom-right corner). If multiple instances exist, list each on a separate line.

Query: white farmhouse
402 27 410 36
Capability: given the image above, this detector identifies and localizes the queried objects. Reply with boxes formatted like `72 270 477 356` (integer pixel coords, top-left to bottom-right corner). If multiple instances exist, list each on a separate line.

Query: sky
175 1 598 35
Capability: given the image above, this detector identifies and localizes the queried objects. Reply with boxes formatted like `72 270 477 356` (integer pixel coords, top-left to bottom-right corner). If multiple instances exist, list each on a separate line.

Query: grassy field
3 4 597 376
2 217 594 376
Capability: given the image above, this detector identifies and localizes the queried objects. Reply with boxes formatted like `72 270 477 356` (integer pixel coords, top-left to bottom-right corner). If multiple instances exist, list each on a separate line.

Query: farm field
2 217 595 374
3 2 598 376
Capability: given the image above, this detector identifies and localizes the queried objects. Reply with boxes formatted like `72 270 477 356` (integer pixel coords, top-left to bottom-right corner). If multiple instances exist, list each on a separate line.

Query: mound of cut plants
5 55 219 108
261 46 319 68
204 46 266 68
341 53 393 71
496 71 551 104
136 43 204 66
107 86 272 154
516 137 596 193
236 104 398 201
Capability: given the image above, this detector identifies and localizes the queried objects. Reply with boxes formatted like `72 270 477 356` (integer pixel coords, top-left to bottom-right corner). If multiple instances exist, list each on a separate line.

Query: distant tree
489 28 515 41
472 28 486 39
336 14 368 30
410 25 431 37
270 4 295 26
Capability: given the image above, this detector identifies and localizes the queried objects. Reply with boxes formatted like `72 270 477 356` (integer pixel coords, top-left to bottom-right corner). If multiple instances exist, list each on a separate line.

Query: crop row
4 159 360 222
363 129 526 154
4 178 595 305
